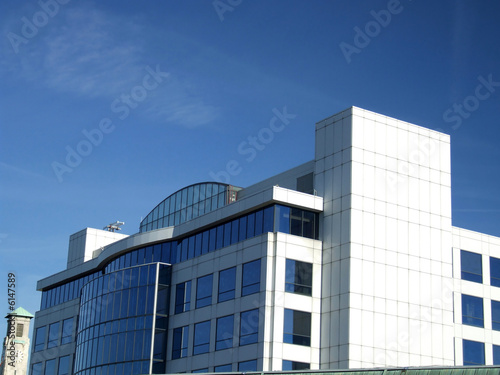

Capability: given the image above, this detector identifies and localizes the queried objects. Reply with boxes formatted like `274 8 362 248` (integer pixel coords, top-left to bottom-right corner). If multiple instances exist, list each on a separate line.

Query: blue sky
1 0 499 342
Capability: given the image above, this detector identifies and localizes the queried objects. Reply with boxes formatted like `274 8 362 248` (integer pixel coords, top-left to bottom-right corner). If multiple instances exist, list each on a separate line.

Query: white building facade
29 107 500 375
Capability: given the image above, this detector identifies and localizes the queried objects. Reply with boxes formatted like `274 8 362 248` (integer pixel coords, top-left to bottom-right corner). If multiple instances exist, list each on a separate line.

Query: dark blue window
45 358 56 375
172 326 189 359
218 267 236 302
285 259 312 296
238 360 257 372
216 315 234 351
61 318 74 344
461 250 482 283
462 294 484 327
196 274 213 308
284 309 311 346
193 320 211 355
242 259 261 296
32 363 42 375
34 326 46 352
276 205 290 233
255 210 263 236
463 339 485 365
240 309 259 346
175 281 191 314
47 322 60 348
492 300 500 331
215 364 232 372
231 219 239 244
491 257 500 287
282 360 310 371
494 344 500 365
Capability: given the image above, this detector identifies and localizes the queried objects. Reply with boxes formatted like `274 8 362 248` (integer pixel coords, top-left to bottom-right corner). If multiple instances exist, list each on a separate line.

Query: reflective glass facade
139 182 241 233
39 204 319 312
74 263 171 375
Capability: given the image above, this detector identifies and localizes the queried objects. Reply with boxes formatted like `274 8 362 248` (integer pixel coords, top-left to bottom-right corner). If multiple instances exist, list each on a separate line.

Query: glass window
461 250 482 283
462 294 484 328
231 219 239 244
254 210 264 236
215 364 232 372
45 359 56 375
240 309 259 346
196 274 213 308
238 359 257 372
193 320 211 355
172 326 189 359
34 326 47 352
285 259 312 296
282 360 310 371
239 216 247 241
175 281 191 314
276 205 290 234
218 267 236 302
263 206 274 232
32 363 43 375
290 208 303 236
242 259 261 296
193 369 209 373
58 356 70 375
491 257 500 287
492 300 500 331
284 309 311 346
216 315 234 351
61 318 74 344
216 225 224 249
463 339 485 365
494 344 500 365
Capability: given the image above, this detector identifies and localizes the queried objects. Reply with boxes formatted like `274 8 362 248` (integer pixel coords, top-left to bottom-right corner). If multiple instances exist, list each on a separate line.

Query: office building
29 107 500 375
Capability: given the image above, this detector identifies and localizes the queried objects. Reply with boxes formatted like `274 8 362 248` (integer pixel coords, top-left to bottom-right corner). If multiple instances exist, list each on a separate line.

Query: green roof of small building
5 306 34 318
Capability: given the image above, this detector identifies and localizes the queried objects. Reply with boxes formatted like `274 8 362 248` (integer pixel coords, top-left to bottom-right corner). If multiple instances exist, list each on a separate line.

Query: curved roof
139 182 242 233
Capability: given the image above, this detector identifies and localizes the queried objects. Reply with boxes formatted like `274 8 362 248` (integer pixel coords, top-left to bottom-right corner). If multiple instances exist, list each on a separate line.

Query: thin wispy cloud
0 161 51 181
1 5 220 128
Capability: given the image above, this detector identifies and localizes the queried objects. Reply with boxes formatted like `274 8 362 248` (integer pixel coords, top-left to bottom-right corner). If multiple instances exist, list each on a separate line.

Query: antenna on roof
103 221 125 232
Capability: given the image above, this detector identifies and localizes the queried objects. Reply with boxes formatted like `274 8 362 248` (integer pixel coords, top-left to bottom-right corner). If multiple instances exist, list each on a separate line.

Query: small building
1 307 34 375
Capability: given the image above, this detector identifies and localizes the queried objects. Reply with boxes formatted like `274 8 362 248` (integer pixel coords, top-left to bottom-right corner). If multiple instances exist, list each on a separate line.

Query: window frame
239 309 259 346
218 267 236 303
283 308 311 346
196 274 213 308
462 294 484 328
461 250 482 283
193 320 211 355
285 259 313 296
242 259 261 297
174 280 192 314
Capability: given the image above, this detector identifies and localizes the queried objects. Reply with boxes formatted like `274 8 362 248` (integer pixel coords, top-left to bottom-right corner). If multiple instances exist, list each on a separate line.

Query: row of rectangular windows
461 250 500 285
33 318 74 352
175 258 313 314
32 355 70 375
41 205 318 311
172 308 312 359
461 294 500 330
463 339 500 365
